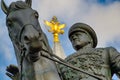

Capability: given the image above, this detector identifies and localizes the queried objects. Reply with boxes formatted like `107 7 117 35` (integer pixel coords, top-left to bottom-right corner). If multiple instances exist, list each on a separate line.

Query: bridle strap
18 24 37 42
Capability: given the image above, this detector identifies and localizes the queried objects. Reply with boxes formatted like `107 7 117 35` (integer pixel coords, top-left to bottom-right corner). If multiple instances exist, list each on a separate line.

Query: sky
0 0 120 80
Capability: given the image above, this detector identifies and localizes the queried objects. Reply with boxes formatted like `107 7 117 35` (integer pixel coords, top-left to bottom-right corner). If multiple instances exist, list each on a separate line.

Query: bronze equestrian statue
60 23 120 80
1 0 61 80
2 0 120 80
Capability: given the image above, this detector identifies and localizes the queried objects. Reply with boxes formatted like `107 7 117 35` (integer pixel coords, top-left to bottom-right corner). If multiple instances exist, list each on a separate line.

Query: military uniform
60 47 120 80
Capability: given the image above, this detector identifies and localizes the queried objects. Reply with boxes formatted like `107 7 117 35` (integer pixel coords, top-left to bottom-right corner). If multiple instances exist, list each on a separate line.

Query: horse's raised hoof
6 64 19 80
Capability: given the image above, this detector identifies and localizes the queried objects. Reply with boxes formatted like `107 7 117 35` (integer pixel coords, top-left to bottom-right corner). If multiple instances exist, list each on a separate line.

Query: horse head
1 0 51 62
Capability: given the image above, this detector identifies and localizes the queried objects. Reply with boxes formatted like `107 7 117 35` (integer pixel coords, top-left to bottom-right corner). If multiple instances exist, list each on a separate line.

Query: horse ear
1 0 8 15
25 0 32 7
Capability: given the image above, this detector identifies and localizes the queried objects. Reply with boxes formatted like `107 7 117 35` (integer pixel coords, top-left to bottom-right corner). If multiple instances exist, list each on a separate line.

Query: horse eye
34 12 39 18
7 20 13 27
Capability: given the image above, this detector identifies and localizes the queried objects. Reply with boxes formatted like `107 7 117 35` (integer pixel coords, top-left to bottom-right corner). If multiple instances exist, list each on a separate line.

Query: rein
9 24 37 80
40 48 103 80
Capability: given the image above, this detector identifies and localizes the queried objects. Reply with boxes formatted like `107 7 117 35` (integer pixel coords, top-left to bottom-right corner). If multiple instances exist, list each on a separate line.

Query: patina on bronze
1 0 61 80
2 0 120 80
60 23 120 80
1 0 99 80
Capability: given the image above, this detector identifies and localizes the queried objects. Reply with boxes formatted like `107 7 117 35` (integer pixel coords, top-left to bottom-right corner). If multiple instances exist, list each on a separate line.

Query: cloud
0 11 14 62
31 0 120 49
106 36 120 51
0 0 120 79
80 2 120 47
0 28 14 62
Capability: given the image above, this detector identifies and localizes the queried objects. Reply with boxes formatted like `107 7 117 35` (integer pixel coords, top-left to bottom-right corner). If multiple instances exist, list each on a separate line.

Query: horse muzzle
20 24 43 62
27 37 43 62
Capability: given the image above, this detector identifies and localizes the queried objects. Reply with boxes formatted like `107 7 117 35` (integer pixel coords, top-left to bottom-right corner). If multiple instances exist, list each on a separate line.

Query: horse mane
8 1 30 14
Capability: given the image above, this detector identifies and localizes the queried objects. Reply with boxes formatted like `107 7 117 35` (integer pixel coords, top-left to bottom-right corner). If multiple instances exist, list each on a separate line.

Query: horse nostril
24 36 29 41
39 33 41 36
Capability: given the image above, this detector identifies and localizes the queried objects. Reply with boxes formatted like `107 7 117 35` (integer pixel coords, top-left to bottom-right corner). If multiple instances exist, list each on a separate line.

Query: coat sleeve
108 47 120 78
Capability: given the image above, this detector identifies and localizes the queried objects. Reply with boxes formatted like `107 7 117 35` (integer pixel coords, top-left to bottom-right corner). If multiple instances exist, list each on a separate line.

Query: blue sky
0 0 120 80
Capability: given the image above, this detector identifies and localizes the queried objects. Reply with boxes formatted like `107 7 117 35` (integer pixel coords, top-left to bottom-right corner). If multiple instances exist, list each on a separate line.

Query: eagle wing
59 24 66 29
44 20 53 28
